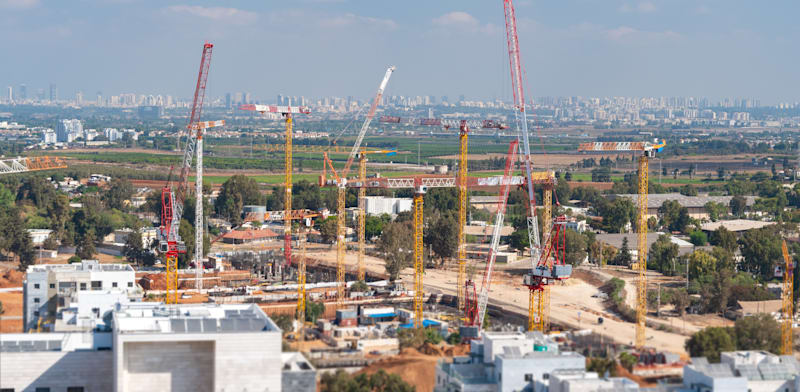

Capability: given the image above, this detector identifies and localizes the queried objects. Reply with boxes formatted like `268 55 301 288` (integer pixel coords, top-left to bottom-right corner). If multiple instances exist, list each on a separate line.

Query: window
128 282 133 287
34 283 40 289
91 281 102 290
35 388 51 392
92 308 100 317
49 284 55 289
33 297 40 303
33 311 39 317
80 283 86 290
1 388 15 392
67 388 84 392
524 374 533 382
543 373 549 380
112 282 118 288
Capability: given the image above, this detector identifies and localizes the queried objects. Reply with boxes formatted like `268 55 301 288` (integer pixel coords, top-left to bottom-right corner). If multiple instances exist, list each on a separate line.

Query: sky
1 0 799 103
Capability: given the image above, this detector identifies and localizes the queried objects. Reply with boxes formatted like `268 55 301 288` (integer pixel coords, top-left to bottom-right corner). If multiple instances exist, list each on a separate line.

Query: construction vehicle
781 240 794 355
578 139 665 349
318 66 395 309
158 42 223 303
0 156 67 175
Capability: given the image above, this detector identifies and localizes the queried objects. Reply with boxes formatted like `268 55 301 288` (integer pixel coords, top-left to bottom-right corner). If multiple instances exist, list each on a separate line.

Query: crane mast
327 66 394 308
578 140 665 348
474 140 519 329
503 0 540 263
160 42 215 303
782 240 794 355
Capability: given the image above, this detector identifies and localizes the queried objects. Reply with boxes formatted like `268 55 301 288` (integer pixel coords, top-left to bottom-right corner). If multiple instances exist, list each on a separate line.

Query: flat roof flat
114 303 278 334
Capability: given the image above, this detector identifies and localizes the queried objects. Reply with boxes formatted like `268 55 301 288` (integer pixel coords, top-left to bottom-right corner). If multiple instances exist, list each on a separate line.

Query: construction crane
357 148 398 281
467 140 518 328
523 216 572 331
781 240 794 355
159 42 219 303
502 0 541 273
378 116 508 316
318 66 395 309
578 140 665 349
0 156 67 175
240 104 311 277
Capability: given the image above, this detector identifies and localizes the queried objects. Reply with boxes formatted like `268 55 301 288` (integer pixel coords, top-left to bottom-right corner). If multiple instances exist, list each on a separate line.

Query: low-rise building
683 351 800 391
23 260 138 332
1 303 313 392
435 331 593 392
609 193 756 221
363 196 413 216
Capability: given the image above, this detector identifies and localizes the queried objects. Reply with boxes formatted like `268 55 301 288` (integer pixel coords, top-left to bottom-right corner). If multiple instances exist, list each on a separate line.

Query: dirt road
305 247 695 354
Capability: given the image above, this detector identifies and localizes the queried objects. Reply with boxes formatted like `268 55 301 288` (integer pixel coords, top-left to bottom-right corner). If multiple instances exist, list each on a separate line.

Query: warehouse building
609 193 755 220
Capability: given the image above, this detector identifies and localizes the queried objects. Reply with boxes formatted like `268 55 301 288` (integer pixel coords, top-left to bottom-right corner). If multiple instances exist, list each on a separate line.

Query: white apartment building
56 119 83 143
363 196 412 216
0 303 315 392
41 129 57 144
23 260 138 332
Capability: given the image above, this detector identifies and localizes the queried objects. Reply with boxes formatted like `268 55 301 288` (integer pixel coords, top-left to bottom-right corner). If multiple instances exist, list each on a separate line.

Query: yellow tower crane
413 182 426 328
239 104 311 318
357 148 398 281
578 140 665 349
782 239 794 355
457 123 469 313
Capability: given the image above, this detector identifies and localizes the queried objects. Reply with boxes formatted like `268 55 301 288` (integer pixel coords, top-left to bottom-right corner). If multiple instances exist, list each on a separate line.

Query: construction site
1 1 799 391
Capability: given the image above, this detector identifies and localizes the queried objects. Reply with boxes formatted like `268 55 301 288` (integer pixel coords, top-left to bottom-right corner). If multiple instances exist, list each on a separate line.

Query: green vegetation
686 314 781 362
320 369 414 392
601 277 636 322
398 327 443 349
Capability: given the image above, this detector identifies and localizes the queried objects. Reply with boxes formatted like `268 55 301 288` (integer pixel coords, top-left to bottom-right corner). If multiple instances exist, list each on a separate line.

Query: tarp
398 319 441 328
366 313 397 318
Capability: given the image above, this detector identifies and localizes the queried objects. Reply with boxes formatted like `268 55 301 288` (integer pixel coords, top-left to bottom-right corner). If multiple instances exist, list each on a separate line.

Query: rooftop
596 233 694 255
113 303 279 334
222 228 280 240
701 219 776 232
612 193 756 208
27 260 133 273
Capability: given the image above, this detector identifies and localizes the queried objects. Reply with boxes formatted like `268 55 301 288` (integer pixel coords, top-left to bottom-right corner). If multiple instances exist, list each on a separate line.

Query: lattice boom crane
781 240 794 355
578 139 665 348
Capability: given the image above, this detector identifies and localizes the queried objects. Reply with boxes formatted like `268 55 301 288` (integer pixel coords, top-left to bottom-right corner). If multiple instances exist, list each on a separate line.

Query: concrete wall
122 341 214 392
114 331 283 392
282 370 316 392
682 365 747 392
0 350 113 392
496 354 585 392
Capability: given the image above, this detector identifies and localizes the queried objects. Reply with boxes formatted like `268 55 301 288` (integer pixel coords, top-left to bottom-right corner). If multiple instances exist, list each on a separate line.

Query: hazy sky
2 0 799 103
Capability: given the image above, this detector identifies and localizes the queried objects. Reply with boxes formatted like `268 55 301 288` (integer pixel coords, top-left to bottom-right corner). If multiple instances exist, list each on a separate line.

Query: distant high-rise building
18 84 26 100
225 93 231 108
234 92 243 105
36 88 45 101
244 92 251 105
49 83 57 102
441 96 448 104
56 119 83 143
6 86 11 102
277 94 284 105
97 92 103 106
458 94 465 102
76 91 83 105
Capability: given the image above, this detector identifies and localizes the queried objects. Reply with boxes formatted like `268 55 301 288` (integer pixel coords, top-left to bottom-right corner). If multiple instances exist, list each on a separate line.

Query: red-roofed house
221 228 280 244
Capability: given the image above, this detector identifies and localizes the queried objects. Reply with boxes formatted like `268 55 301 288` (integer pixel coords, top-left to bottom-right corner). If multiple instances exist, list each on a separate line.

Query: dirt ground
357 344 468 392
306 247 704 354
0 291 24 333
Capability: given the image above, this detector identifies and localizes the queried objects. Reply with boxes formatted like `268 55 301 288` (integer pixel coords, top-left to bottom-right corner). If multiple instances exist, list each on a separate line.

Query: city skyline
2 1 800 103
